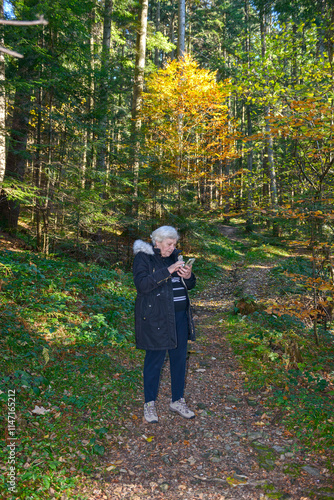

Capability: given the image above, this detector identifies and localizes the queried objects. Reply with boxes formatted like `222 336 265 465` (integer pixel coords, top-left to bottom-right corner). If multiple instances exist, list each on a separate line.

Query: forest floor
77 227 334 500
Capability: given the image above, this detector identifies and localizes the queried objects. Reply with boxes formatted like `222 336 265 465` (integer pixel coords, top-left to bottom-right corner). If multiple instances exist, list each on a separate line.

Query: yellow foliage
141 55 239 183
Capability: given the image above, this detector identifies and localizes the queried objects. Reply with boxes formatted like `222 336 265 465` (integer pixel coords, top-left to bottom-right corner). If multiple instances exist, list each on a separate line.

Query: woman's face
155 238 177 257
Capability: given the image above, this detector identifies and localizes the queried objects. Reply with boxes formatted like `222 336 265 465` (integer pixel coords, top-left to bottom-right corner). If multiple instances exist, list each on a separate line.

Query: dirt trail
84 228 332 500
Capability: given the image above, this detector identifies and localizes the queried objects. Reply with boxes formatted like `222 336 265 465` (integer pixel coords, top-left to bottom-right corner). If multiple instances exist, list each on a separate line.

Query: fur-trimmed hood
133 239 154 256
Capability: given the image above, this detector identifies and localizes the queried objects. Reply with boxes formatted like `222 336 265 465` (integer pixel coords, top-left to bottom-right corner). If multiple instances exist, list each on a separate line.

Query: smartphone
185 258 195 266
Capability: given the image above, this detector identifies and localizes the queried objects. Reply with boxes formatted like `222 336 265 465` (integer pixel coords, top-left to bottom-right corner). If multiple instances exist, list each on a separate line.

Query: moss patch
251 442 277 471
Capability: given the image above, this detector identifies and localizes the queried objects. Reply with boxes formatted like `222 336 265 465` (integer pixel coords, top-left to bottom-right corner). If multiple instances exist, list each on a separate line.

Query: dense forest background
1 2 334 498
0 0 333 256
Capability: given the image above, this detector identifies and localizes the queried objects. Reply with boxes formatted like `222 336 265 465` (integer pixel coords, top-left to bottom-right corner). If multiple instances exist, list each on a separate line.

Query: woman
133 225 196 423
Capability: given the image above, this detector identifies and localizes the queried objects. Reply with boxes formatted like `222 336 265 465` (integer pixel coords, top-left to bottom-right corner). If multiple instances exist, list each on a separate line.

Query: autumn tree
244 19 334 345
140 55 239 221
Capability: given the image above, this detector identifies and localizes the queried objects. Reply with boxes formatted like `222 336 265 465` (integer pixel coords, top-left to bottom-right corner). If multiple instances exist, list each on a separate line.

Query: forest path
83 231 331 500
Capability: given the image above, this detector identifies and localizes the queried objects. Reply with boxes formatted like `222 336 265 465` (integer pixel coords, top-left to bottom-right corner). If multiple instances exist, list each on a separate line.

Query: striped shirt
163 255 189 311
171 275 188 311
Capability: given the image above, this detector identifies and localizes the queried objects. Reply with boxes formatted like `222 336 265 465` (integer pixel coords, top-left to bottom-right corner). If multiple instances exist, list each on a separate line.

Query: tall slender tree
0 51 35 231
0 0 5 185
131 0 149 214
96 0 113 177
177 0 185 58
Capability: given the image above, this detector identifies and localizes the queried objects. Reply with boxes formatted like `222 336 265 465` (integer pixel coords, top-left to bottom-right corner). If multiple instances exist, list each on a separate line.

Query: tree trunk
245 0 254 231
246 104 254 231
0 0 5 185
131 0 149 214
260 5 278 236
265 105 278 209
34 87 42 249
178 0 185 59
96 0 113 175
175 0 186 209
0 57 33 232
154 0 161 67
169 9 176 61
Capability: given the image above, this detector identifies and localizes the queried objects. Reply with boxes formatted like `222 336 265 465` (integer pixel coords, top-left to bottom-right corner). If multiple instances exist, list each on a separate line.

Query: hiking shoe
144 401 158 423
170 398 195 419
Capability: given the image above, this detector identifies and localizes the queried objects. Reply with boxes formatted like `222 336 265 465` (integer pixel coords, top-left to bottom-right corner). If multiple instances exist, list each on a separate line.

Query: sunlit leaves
141 55 238 185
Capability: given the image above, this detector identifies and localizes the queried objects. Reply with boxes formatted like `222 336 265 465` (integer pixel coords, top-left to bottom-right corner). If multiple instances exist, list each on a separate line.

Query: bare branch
0 46 23 58
0 15 48 26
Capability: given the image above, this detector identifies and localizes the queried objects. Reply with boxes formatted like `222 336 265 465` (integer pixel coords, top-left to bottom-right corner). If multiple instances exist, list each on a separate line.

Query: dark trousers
143 310 188 403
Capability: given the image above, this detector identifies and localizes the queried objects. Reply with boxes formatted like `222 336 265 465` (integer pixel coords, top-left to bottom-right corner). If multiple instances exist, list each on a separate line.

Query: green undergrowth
0 222 239 499
0 222 247 498
1 221 333 497
0 249 143 499
208 227 334 464
188 220 245 294
224 307 334 460
244 244 290 263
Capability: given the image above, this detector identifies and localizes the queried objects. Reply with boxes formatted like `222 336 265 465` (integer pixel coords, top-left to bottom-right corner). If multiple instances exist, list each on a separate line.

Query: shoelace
146 403 156 415
178 399 190 413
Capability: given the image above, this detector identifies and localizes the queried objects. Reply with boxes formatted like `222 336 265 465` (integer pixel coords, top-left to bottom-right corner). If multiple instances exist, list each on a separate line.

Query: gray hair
150 225 179 246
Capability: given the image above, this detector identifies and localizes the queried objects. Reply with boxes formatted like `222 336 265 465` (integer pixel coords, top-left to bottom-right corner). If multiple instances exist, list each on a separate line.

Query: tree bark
178 0 185 59
169 8 176 61
0 56 33 232
96 0 113 175
131 0 148 213
0 0 5 185
245 0 254 231
154 0 161 67
260 4 278 235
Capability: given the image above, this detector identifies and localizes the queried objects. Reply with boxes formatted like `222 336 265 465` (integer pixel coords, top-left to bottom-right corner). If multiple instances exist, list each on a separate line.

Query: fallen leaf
142 434 154 442
226 475 247 486
42 347 49 365
32 405 50 415
105 460 123 471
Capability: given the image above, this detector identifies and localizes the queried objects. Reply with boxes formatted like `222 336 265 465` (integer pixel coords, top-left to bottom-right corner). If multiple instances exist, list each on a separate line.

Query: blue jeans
143 310 188 403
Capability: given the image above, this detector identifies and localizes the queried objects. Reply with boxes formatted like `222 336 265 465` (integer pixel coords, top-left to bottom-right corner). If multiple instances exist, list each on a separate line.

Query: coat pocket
141 296 153 320
141 290 165 327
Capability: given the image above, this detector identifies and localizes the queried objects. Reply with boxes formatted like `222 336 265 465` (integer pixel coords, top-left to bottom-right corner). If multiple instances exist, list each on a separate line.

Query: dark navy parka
133 240 196 350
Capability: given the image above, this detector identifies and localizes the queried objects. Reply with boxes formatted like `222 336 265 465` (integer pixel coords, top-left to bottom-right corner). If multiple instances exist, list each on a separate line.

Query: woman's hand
168 261 185 275
177 264 192 279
